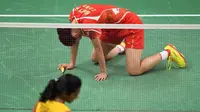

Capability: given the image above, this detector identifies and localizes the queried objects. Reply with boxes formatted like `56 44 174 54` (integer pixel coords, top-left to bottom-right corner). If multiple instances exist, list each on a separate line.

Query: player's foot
117 42 125 55
164 44 187 70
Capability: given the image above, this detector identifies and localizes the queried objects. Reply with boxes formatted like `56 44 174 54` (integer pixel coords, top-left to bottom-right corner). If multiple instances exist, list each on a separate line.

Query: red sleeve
81 19 102 40
69 12 73 22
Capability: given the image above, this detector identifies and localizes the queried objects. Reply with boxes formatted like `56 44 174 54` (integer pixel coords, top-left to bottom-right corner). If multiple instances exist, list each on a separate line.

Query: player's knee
127 69 143 76
90 55 98 63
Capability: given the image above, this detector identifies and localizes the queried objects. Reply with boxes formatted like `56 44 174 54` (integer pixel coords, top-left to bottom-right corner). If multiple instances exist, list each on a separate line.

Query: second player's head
57 28 82 46
39 73 82 103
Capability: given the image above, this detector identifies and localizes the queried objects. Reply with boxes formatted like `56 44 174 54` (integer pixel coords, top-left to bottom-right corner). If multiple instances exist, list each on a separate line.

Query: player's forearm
95 47 107 73
70 42 79 65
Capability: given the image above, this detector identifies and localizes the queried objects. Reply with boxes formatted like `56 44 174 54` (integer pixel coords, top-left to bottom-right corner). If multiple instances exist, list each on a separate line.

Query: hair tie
54 78 58 82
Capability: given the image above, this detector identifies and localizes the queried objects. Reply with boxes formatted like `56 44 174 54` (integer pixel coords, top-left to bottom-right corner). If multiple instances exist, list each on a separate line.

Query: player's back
33 100 71 112
69 4 131 23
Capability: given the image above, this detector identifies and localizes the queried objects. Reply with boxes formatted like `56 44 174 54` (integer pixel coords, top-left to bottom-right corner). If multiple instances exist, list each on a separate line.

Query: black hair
39 73 82 102
57 28 76 46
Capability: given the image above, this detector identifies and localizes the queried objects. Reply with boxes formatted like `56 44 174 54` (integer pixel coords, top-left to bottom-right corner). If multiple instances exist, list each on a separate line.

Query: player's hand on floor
95 73 107 81
58 63 75 70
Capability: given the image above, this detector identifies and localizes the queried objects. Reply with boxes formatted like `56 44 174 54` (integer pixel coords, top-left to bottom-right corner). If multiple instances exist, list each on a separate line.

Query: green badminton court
0 0 200 112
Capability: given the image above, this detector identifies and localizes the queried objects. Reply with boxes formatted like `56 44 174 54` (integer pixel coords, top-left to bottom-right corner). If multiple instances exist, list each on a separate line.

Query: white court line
0 14 200 17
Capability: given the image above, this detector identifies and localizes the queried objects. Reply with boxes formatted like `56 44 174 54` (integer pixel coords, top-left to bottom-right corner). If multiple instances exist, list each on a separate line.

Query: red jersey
69 4 134 39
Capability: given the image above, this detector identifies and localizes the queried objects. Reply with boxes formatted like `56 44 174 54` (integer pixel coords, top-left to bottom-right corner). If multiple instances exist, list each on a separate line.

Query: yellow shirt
33 100 71 112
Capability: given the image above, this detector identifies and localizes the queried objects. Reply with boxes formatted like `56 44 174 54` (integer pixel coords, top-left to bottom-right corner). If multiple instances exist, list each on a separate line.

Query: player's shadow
106 55 127 76
75 60 99 76
75 55 126 77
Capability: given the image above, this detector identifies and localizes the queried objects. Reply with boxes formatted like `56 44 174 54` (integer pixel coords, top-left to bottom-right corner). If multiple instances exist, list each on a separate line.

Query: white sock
159 50 169 60
116 45 125 53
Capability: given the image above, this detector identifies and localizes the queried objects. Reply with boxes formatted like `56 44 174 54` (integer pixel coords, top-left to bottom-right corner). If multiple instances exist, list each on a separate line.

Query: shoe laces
166 56 179 70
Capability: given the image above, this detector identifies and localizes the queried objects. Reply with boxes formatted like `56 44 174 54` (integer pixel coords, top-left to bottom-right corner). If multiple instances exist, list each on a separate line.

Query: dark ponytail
39 74 81 102
39 79 57 102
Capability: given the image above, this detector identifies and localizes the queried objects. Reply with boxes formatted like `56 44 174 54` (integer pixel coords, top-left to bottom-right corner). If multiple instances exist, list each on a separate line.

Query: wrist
100 70 107 74
70 62 75 66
